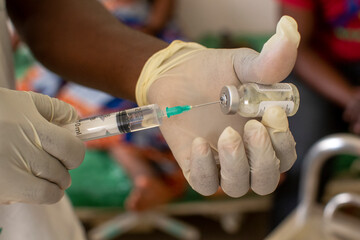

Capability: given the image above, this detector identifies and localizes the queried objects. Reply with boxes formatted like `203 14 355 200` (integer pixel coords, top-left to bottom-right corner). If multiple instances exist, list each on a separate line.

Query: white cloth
0 1 86 239
0 197 86 240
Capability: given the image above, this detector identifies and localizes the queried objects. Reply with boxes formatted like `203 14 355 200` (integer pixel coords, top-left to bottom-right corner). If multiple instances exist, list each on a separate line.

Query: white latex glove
0 88 85 204
136 16 300 197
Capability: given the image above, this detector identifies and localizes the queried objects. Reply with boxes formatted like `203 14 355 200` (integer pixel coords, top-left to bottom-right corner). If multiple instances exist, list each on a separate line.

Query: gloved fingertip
280 157 295 173
47 190 65 204
253 183 279 196
279 16 298 29
192 137 210 156
52 98 79 124
219 126 240 139
39 184 64 204
244 120 267 144
67 104 79 123
261 106 288 132
194 185 219 197
64 176 72 190
252 172 280 196
218 126 242 151
244 119 263 130
276 16 300 47
68 141 86 169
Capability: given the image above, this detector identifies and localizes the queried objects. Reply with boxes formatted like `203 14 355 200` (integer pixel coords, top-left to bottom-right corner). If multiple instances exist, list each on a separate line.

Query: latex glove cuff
136 40 206 106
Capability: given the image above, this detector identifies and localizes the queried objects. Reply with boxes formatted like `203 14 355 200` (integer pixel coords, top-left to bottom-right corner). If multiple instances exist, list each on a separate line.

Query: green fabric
332 154 360 178
66 150 132 208
198 34 271 52
14 45 36 80
66 150 205 208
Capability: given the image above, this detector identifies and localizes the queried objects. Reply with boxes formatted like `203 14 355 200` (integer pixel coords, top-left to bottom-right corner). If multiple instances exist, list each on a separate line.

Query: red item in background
279 0 360 62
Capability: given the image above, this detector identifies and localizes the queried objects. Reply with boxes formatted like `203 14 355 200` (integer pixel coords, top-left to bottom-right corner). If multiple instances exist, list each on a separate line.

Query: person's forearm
280 4 353 108
295 47 354 108
6 0 168 101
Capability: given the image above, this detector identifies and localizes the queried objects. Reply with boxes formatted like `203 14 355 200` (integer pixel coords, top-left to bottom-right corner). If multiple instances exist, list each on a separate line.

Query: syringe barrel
63 104 164 141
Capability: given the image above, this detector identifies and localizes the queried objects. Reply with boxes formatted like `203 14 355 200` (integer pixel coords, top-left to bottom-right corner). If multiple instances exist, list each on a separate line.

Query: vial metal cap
219 85 239 114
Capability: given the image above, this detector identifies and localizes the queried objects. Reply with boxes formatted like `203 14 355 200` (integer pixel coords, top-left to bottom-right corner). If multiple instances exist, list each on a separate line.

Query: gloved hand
0 88 85 204
136 16 300 197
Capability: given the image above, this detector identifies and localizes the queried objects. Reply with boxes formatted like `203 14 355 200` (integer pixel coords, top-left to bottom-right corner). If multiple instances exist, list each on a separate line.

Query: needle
192 101 220 108
166 101 220 118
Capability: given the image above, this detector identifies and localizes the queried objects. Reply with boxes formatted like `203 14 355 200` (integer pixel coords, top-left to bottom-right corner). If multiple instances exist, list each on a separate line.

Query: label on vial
254 83 292 92
256 101 294 116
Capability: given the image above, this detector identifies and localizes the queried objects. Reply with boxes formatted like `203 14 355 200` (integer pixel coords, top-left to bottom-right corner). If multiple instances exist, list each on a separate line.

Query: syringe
64 83 300 142
63 102 218 141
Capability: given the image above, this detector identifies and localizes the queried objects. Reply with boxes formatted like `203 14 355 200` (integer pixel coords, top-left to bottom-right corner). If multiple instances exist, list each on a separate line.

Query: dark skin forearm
6 0 168 101
296 46 354 108
282 5 354 108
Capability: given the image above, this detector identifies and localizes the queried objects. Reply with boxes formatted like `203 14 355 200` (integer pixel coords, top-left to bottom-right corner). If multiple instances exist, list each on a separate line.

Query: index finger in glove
37 122 85 170
218 127 249 198
243 120 280 195
233 16 300 85
28 91 78 125
261 106 297 172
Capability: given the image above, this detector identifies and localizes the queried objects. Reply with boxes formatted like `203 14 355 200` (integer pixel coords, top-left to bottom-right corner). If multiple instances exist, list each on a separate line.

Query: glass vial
219 83 300 117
